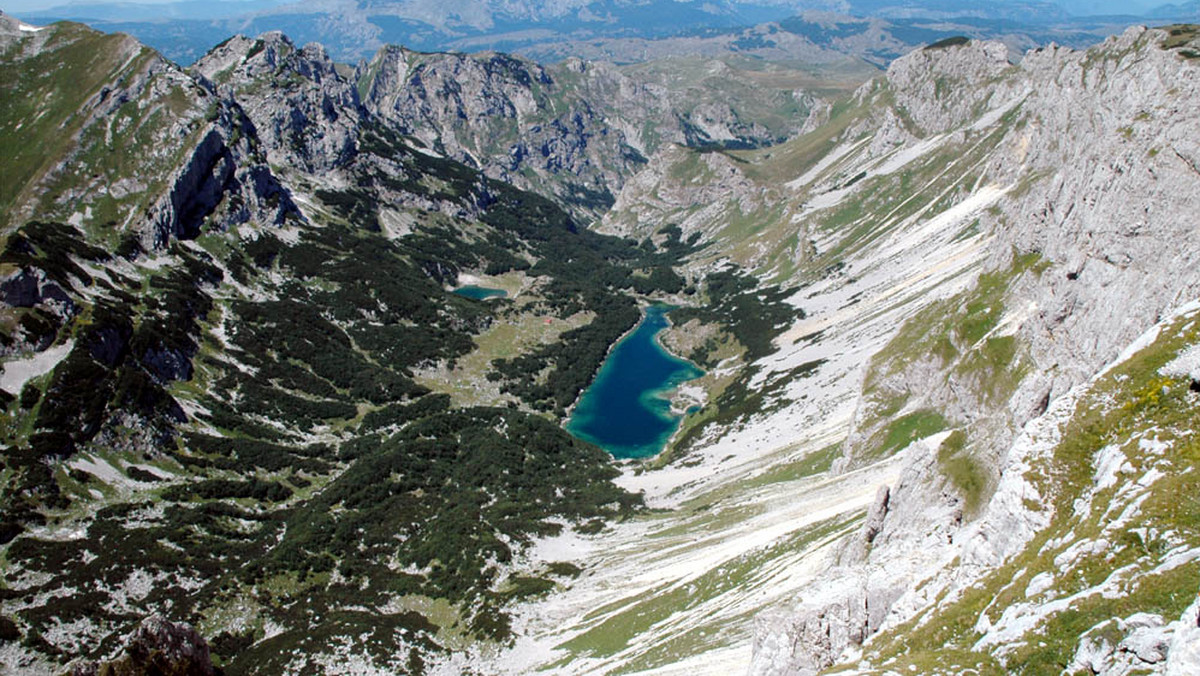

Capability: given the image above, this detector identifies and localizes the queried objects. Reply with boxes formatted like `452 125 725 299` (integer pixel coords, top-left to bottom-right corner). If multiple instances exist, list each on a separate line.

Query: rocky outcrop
839 485 889 563
884 39 1017 135
193 33 364 174
359 47 639 217
749 569 909 676
140 101 299 249
1165 598 1200 675
69 615 218 676
988 28 1200 391
1 268 74 317
145 126 273 247
601 143 769 239
0 21 299 251
750 435 966 675
191 32 513 224
359 47 821 220
1072 614 1172 674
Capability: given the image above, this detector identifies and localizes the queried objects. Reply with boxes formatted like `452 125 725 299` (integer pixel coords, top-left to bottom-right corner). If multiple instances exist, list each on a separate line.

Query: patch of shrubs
162 478 293 503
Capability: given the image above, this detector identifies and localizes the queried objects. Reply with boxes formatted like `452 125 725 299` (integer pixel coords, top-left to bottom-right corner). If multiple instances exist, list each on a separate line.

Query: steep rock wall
750 27 1200 675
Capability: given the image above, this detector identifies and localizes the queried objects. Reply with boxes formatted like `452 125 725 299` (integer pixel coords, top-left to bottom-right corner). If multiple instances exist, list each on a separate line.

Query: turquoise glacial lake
453 285 508 300
566 305 703 459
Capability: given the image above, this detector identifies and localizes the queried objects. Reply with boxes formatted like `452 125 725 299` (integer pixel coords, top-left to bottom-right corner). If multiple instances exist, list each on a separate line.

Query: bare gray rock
360 47 639 217
193 33 364 174
750 27 1200 675
1 268 74 318
360 48 820 220
840 485 889 563
1165 599 1200 675
885 39 1016 135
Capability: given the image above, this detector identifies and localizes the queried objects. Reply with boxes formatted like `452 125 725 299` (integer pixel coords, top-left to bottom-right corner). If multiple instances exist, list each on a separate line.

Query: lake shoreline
564 304 705 460
561 304 645 421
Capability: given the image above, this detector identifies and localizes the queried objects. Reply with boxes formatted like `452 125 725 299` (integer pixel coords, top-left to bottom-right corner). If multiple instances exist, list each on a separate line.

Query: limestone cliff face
142 111 298 249
991 29 1200 390
846 27 1200 466
360 47 642 218
359 48 820 220
191 32 502 223
866 29 1200 394
0 21 297 251
882 39 1016 136
180 32 825 226
193 32 365 175
602 143 770 240
748 27 1200 675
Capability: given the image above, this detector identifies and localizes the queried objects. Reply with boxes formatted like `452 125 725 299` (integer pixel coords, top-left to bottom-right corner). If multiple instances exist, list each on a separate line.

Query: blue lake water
453 285 508 300
566 305 703 459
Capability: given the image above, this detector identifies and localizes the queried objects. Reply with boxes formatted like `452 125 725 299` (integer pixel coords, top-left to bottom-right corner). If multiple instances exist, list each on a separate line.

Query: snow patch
870 132 948 177
786 136 871 191
876 184 1010 264
969 94 1027 132
1160 343 1200 381
0 340 73 394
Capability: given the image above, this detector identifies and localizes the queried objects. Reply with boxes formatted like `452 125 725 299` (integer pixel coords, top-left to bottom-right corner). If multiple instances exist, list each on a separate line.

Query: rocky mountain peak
193 31 365 174
191 32 309 85
362 47 551 132
881 37 1016 134
0 21 296 250
0 10 36 41
357 46 636 217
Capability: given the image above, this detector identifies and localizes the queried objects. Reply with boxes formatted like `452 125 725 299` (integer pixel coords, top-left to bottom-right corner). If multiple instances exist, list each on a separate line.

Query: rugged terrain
0 14 685 673
191 30 867 223
3 9 1200 676
18 1 1160 66
515 23 1200 676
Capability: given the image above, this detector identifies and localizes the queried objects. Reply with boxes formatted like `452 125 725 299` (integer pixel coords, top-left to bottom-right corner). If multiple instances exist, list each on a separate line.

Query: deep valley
1 9 1200 676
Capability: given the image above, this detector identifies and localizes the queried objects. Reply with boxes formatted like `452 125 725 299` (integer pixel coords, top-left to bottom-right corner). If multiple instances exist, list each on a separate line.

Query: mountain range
13 0 1200 64
2 6 1200 676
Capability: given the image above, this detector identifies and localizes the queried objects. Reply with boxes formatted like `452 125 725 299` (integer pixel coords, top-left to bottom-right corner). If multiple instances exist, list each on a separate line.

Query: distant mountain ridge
6 7 1200 676
19 0 1192 64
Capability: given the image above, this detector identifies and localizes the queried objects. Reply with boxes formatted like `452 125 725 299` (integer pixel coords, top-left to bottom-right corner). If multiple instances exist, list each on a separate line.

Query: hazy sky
5 0 279 13
2 0 1174 19
1058 0 1163 14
